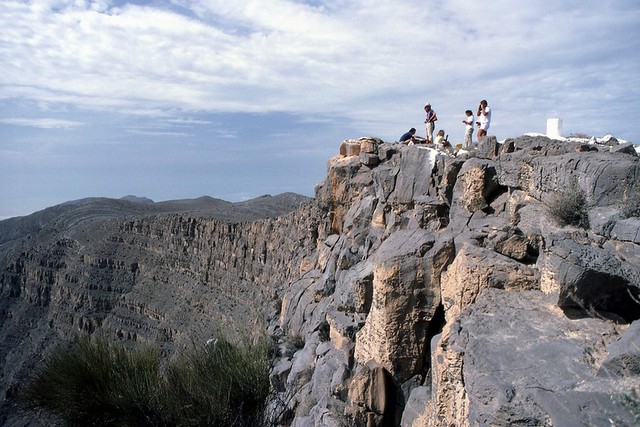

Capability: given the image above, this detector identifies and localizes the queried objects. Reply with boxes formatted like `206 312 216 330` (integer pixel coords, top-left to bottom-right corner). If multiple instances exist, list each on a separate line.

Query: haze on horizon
1 0 639 219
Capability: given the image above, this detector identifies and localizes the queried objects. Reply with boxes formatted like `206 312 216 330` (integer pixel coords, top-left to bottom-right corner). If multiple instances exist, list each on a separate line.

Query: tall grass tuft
19 336 164 426
164 336 272 426
547 180 590 228
19 334 272 426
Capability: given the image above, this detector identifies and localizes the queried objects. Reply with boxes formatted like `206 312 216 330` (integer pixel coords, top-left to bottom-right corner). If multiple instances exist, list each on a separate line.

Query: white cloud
0 117 83 129
1 0 639 140
125 129 191 137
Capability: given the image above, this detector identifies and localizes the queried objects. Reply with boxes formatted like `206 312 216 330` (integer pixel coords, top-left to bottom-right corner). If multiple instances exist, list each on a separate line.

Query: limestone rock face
346 362 404 427
2 135 640 426
426 289 636 427
354 230 454 381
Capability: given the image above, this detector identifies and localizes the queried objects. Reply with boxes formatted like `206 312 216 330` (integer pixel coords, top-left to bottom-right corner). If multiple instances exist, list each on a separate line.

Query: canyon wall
0 196 317 421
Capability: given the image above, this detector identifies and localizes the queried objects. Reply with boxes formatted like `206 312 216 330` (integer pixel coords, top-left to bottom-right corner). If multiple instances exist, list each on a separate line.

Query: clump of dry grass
547 180 590 228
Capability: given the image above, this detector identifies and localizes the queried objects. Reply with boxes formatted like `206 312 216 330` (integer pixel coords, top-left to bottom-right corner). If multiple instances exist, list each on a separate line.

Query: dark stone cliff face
1 136 640 426
268 136 640 427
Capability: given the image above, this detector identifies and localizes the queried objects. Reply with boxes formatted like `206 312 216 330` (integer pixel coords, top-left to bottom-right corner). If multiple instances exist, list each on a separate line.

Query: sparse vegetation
621 183 640 218
568 132 592 139
611 389 640 424
281 333 305 358
19 334 272 426
547 180 590 228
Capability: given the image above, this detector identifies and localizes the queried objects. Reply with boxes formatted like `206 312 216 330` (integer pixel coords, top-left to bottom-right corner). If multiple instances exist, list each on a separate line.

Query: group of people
399 100 492 151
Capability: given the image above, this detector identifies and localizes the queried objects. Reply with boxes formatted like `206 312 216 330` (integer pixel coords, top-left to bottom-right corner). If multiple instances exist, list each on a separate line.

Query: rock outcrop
268 135 640 426
1 135 639 426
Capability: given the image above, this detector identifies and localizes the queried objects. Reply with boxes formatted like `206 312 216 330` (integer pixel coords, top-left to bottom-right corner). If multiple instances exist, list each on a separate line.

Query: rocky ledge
269 135 640 426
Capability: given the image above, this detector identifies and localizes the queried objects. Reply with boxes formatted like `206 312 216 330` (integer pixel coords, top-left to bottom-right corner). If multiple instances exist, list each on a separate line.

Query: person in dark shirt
400 128 418 143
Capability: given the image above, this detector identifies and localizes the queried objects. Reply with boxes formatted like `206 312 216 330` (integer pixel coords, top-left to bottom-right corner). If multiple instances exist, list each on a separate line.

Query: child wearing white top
462 110 474 149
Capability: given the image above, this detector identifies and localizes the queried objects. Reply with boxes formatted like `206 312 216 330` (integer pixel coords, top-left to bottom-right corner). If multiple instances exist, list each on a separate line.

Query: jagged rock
340 140 361 157
440 243 540 322
3 134 640 427
576 143 599 152
610 142 637 156
449 158 502 217
354 229 454 381
487 227 536 262
598 320 640 378
426 288 633 427
345 362 404 427
360 152 380 167
359 138 379 154
610 217 640 244
494 137 640 207
400 385 431 427
543 234 640 322
388 146 437 205
476 135 499 158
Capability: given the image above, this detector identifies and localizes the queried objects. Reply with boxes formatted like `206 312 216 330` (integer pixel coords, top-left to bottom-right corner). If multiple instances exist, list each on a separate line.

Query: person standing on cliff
462 109 474 149
424 103 437 143
476 99 491 139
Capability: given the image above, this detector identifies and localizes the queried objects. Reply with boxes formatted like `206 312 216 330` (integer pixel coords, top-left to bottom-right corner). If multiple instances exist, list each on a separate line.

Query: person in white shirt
462 109 474 149
476 99 491 139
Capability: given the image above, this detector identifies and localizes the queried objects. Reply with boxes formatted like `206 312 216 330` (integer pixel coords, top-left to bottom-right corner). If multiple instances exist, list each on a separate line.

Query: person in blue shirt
400 128 418 143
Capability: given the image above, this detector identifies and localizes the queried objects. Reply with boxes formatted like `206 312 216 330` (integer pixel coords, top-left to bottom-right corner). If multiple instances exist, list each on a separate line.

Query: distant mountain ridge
0 192 311 246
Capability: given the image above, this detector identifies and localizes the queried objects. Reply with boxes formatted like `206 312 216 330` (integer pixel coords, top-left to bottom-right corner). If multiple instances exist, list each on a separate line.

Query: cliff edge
269 135 640 426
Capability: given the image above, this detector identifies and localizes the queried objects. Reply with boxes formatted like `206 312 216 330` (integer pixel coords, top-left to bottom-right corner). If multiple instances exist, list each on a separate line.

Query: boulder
449 158 502 215
543 235 640 322
476 135 499 159
610 142 637 156
440 243 540 321
359 138 379 154
360 152 380 167
427 288 631 427
340 140 361 157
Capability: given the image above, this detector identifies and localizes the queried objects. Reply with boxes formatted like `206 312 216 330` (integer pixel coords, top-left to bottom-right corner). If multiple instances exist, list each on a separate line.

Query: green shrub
547 180 590 228
19 336 164 426
19 334 272 426
163 336 272 426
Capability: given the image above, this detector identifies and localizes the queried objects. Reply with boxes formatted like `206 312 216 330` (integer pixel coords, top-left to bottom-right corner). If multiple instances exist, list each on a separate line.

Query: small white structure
546 118 563 139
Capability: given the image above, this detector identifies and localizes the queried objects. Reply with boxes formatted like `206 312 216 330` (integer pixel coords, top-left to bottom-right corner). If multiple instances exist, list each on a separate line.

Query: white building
546 118 563 139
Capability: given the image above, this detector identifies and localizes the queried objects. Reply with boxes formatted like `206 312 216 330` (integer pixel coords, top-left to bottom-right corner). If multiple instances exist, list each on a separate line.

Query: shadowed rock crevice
421 302 446 380
559 270 640 323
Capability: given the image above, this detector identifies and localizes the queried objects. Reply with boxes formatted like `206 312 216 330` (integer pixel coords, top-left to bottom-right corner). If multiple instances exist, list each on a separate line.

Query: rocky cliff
1 135 640 426
267 136 640 426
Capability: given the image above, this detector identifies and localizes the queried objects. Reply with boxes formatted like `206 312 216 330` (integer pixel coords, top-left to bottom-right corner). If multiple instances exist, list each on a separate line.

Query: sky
1 0 639 219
